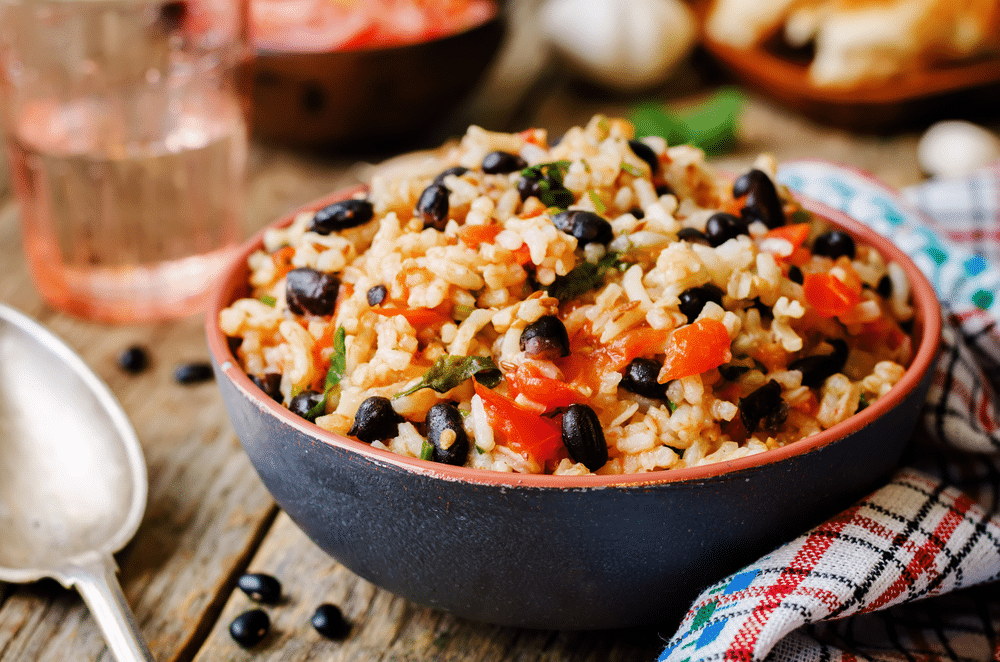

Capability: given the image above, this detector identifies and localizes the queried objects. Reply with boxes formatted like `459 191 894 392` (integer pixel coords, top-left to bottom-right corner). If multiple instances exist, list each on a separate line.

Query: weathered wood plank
192 513 668 662
0 144 358 662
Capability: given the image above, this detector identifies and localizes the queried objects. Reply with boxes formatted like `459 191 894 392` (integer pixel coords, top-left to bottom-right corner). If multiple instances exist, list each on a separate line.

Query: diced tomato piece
512 243 532 265
721 193 747 216
474 381 563 463
659 318 732 382
272 246 296 278
765 223 810 253
519 128 545 146
555 326 669 392
505 363 585 411
803 273 861 318
592 327 671 373
460 224 502 248
371 307 450 327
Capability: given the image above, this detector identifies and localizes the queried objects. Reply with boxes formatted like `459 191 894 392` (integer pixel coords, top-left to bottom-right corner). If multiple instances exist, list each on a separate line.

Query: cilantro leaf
631 87 743 156
259 294 277 307
306 326 347 420
546 251 622 302
420 440 434 461
395 355 502 399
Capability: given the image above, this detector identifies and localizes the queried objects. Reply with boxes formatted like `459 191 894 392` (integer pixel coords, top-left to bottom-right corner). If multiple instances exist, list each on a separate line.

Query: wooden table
0 49 962 661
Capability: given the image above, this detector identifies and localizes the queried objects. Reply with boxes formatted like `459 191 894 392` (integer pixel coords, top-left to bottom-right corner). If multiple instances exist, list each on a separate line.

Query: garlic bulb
917 120 1000 179
540 0 697 92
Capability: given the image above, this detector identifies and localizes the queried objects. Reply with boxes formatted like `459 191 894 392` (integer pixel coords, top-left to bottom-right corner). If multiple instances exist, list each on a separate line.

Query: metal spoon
0 304 154 661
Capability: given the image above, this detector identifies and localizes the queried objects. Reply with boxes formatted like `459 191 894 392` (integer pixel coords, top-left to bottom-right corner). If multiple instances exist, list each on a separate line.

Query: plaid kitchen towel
660 161 1000 662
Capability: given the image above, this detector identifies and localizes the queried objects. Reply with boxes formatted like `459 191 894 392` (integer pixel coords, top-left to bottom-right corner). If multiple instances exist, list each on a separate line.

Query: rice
220 115 914 475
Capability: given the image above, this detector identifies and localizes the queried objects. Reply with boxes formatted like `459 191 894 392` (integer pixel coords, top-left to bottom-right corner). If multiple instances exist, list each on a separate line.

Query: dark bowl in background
206 189 941 630
240 5 507 150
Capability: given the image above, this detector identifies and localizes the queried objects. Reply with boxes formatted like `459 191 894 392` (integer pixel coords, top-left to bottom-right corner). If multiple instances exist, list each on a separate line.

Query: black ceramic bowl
206 189 941 630
240 3 506 150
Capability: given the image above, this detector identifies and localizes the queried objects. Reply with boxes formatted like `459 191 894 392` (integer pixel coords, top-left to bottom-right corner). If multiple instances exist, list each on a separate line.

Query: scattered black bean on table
311 603 351 640
173 361 214 385
117 345 150 374
237 573 282 604
229 609 270 648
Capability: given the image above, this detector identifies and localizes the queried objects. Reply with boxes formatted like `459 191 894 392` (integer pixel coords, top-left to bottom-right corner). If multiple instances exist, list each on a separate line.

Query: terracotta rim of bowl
207 168 942 489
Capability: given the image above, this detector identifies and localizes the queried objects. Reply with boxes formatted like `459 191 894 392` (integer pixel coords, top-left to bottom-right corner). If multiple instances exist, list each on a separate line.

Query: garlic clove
917 120 1000 179
540 0 697 92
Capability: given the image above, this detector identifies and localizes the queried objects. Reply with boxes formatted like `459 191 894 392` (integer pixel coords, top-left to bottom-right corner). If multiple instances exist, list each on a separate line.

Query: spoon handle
64 554 156 662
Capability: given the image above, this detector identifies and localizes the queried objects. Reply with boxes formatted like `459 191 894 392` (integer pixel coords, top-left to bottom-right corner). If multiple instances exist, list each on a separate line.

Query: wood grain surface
0 55 976 661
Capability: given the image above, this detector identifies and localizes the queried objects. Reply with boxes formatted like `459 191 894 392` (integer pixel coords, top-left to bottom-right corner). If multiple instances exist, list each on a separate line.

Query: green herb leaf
420 440 434 461
631 87 743 157
546 251 622 302
666 399 678 413
306 326 348 420
259 294 277 307
520 160 571 183
790 209 812 224
620 162 644 177
541 187 575 209
327 326 347 389
857 393 870 413
587 190 606 214
521 161 575 209
395 355 502 398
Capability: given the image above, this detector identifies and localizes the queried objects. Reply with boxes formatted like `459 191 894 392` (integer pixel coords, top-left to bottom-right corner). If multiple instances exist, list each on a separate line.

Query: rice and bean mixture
219 115 914 476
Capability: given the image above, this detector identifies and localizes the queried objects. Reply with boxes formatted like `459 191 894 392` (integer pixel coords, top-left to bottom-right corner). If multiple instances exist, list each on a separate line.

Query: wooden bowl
697 9 1000 131
206 184 941 630
241 9 506 150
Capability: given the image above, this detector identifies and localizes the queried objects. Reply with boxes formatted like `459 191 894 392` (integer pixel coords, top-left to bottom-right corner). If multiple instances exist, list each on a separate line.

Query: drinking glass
0 0 250 323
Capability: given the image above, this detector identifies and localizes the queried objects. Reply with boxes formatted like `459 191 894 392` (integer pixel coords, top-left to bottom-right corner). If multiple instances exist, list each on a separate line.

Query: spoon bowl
0 303 153 661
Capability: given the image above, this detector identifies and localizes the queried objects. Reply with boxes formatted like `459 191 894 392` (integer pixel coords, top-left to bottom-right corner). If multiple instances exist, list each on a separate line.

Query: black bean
628 207 645 219
118 345 150 374
627 140 659 175
718 363 752 381
551 210 614 246
289 389 324 422
348 396 403 443
733 169 785 228
157 0 187 30
309 198 374 234
519 316 570 359
366 284 388 306
749 297 773 320
286 267 340 316
416 183 450 230
788 265 803 284
812 230 856 260
678 284 725 325
561 404 608 471
249 373 282 402
229 609 269 649
432 166 470 186
876 274 892 298
789 339 849 388
174 362 213 385
619 358 667 399
311 603 351 640
704 212 749 247
425 403 469 466
676 227 710 245
481 151 526 174
739 379 788 435
237 573 282 604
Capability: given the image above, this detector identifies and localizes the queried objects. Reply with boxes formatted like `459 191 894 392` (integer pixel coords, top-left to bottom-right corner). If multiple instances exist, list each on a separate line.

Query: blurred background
3 0 999 247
